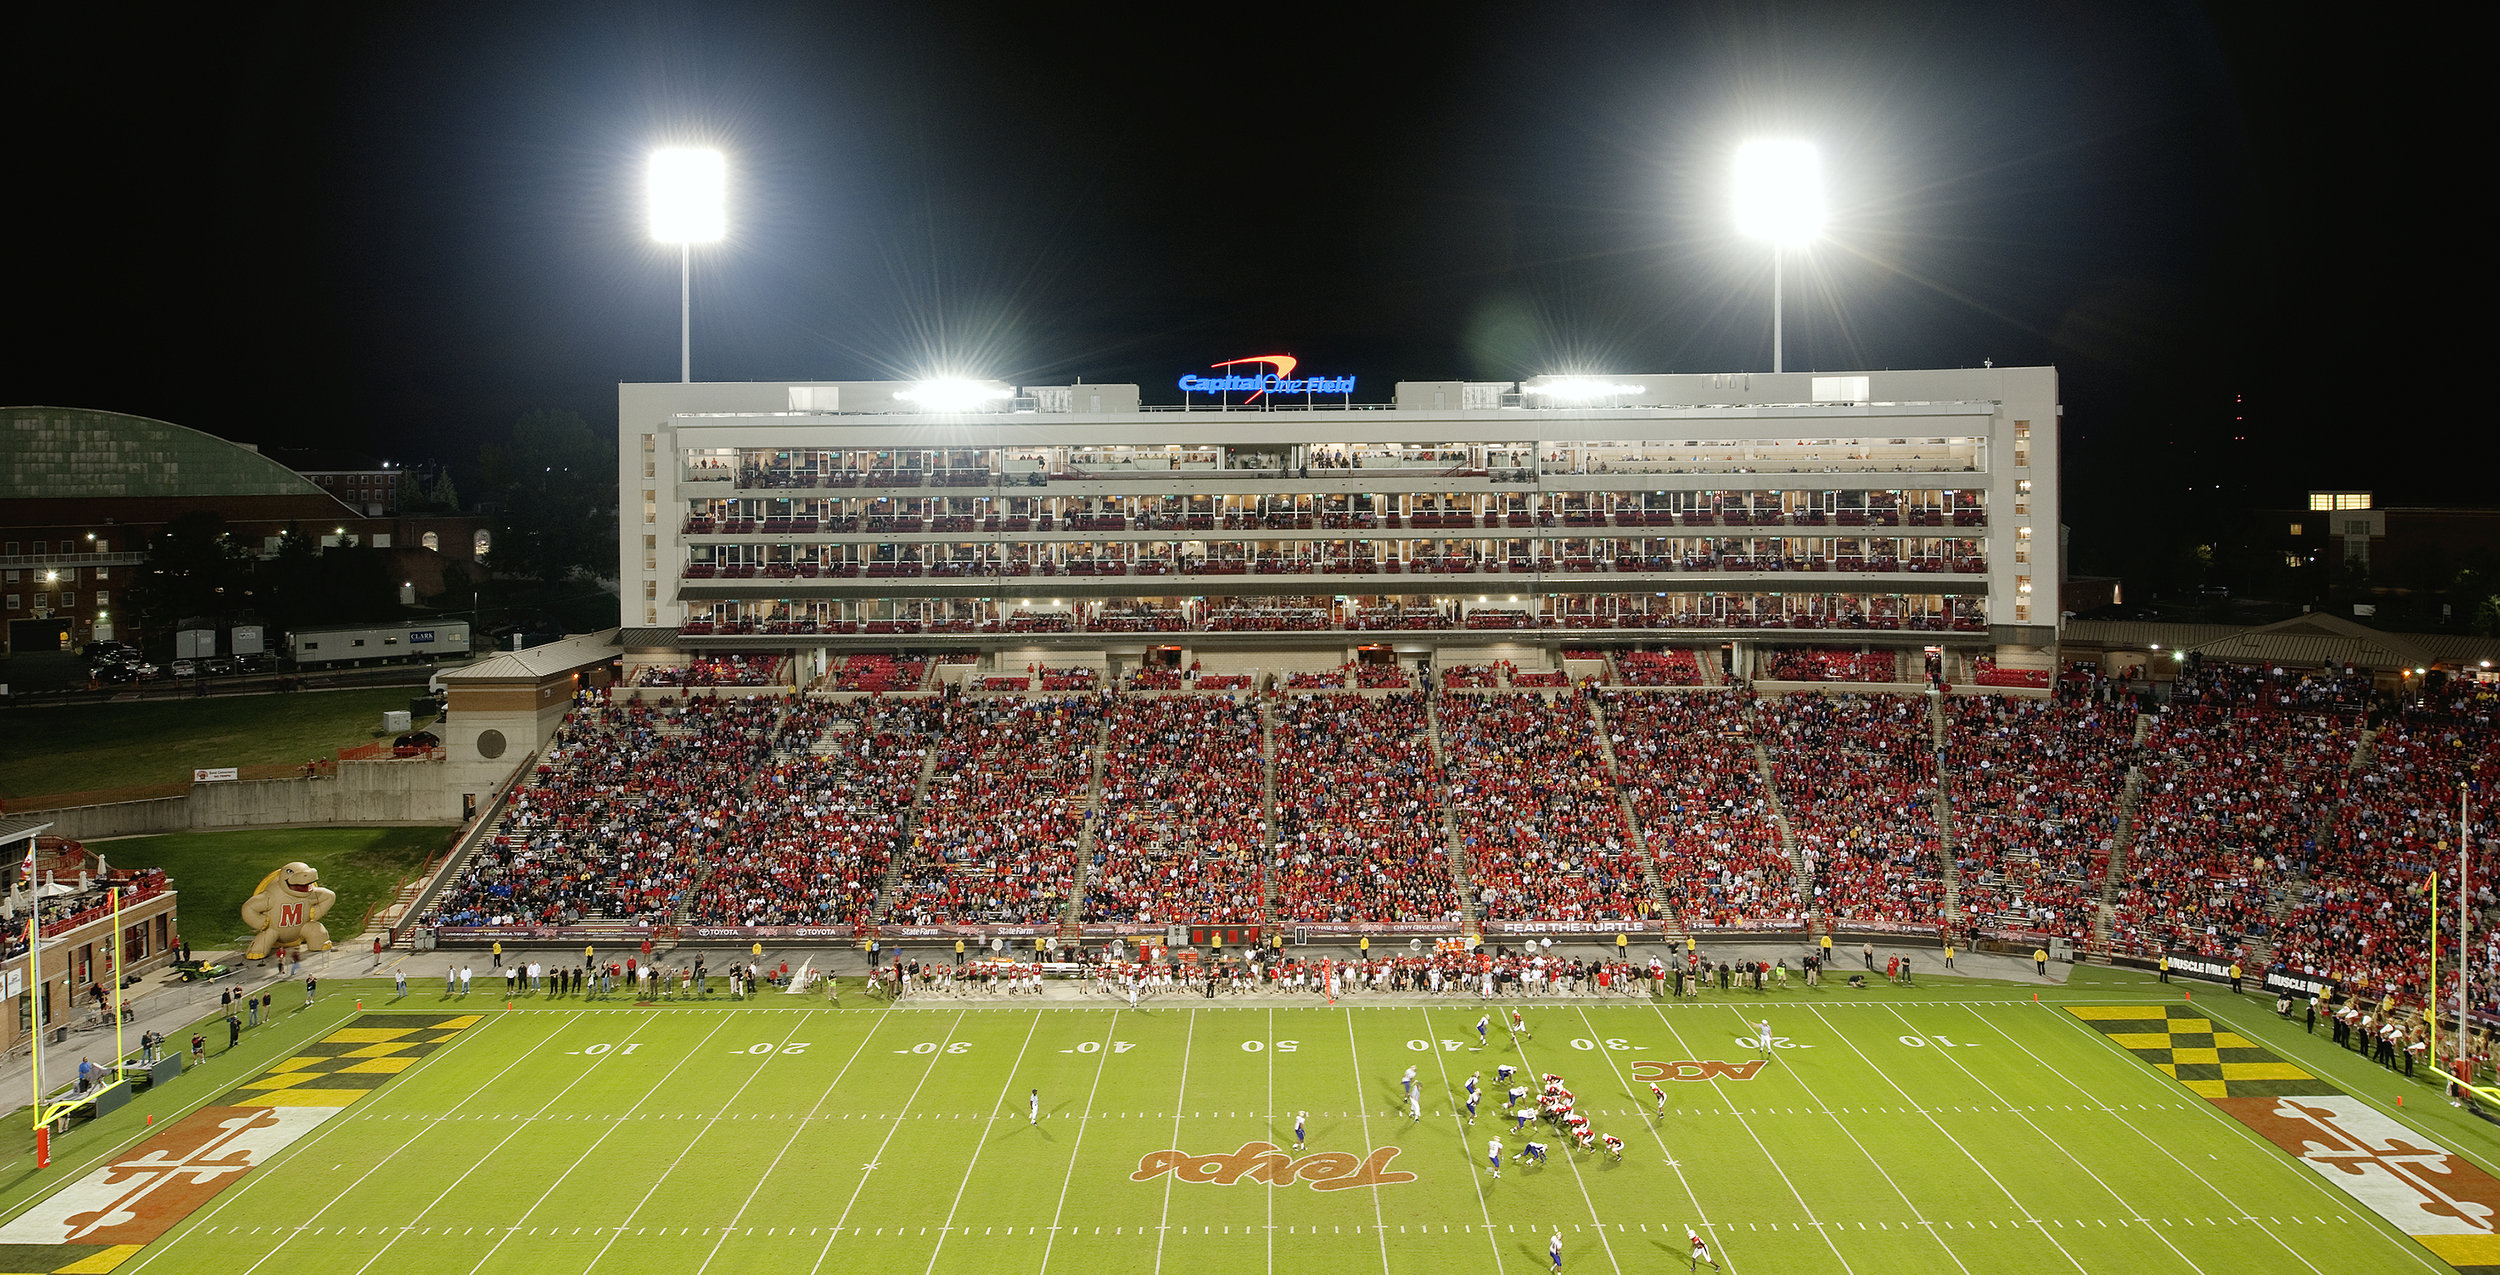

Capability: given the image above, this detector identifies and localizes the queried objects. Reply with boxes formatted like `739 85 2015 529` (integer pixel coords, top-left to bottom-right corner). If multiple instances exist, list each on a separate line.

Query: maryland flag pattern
2066 1004 2318 1099
2070 1004 2500 1274
0 1014 478 1275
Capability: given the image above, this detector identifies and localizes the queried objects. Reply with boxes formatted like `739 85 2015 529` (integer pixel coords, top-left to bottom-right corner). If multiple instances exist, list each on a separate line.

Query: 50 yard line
1340 1007 1395 1275
1151 1006 1196 1275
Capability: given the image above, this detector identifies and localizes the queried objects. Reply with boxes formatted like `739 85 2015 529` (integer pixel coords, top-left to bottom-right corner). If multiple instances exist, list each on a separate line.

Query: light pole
648 148 726 384
1732 139 1826 374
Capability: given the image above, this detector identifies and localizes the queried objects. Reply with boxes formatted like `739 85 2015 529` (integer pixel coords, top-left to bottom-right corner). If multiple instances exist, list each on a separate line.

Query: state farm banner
1481 919 1664 937
876 923 1056 941
2165 951 2238 983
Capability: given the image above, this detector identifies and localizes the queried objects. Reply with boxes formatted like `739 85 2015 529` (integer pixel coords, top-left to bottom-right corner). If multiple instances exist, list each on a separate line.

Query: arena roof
1 407 350 503
437 629 622 683
2068 613 2500 672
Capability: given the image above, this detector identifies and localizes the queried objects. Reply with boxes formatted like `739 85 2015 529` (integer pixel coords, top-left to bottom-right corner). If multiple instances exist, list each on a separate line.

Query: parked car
83 640 137 663
236 652 276 673
202 655 239 675
168 658 198 678
92 663 141 685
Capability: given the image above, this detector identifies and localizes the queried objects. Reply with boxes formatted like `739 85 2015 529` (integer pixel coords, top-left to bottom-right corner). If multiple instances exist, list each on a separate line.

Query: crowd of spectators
1616 649 1705 686
885 697 1100 926
684 698 941 926
2273 692 2498 998
1438 693 1649 923
1600 690 1794 927
1763 694 1942 927
1086 697 1267 925
425 695 788 928
1943 696 2134 945
1762 649 1899 683
1271 692 1460 923
2112 705 2354 961
635 656 786 688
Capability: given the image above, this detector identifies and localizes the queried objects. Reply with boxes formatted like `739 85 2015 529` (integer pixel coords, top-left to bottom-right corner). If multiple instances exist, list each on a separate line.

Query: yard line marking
689 1009 901 1275
1642 999 1851 1274
1032 1008 1124 1275
485 1013 787 1275
821 1010 971 1246
119 1011 536 1275
1340 1008 1399 1275
919 1010 1046 1275
1418 1008 1509 1272
1499 1014 1624 1275
1873 1005 2208 1274
1152 1008 1197 1275
1798 1005 2067 1275
2016 1003 2445 1275
1544 1014 1722 1268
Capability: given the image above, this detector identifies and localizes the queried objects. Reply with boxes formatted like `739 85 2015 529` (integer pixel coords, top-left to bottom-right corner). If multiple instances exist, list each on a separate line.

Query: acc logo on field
1132 1141 1415 1192
1631 1060 1767 1083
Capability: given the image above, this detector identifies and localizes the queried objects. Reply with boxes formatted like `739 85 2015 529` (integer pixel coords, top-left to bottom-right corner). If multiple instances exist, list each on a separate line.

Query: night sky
8 3 2469 574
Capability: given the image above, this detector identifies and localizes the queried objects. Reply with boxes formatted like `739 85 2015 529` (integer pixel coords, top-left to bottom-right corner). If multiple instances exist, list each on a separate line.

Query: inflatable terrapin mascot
240 861 337 960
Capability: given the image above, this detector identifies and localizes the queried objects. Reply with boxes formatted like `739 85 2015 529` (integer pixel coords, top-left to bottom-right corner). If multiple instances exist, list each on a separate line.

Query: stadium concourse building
613 366 2061 685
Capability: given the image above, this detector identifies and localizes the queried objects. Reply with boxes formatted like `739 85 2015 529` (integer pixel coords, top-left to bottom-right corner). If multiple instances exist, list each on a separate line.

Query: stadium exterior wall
33 760 463 839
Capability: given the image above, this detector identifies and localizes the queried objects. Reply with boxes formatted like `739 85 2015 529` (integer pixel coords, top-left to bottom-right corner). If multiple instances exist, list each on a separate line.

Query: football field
4 974 2492 1275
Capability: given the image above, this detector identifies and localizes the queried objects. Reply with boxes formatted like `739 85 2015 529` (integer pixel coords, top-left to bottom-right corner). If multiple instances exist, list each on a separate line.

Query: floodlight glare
1731 139 1826 374
1732 140 1825 246
647 146 727 383
896 380 1015 412
1525 378 1646 402
648 148 726 244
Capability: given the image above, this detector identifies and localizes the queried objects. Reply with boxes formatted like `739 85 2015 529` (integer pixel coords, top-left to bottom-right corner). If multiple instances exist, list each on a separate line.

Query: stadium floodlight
1524 378 1647 403
648 147 727 383
896 380 1014 412
1732 139 1825 374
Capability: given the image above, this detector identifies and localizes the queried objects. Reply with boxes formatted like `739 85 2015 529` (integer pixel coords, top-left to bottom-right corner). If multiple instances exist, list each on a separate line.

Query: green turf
5 970 2485 1274
0 686 437 801
96 826 451 945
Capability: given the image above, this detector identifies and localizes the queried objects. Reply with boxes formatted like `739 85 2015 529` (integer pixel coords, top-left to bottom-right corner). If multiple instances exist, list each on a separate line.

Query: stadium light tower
648 147 727 383
1732 139 1826 374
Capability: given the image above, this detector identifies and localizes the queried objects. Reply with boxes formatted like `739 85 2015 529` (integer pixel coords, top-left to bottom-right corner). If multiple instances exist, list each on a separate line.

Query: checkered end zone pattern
2070 1004 2500 1273
0 1013 478 1275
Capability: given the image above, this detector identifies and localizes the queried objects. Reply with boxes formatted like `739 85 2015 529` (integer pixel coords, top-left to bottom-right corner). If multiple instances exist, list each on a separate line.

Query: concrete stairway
1424 698 1483 940
1062 716 1113 938
869 746 948 926
2089 712 2156 958
1257 697 1283 932
1585 692 1679 934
